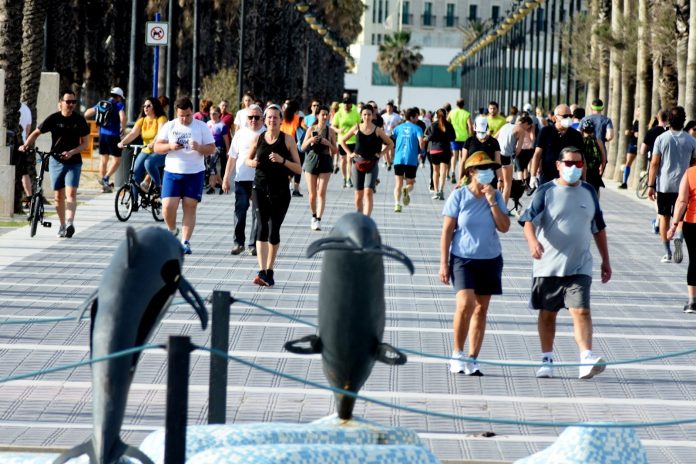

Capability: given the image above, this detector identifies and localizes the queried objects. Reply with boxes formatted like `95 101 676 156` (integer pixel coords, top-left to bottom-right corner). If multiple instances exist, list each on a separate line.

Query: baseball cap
110 87 125 98
523 103 533 112
474 117 488 134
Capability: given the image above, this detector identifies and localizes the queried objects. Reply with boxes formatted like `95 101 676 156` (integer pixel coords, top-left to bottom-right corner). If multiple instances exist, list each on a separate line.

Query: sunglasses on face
143 104 152 108
556 113 573 118
560 159 584 168
248 115 261 121
63 100 77 104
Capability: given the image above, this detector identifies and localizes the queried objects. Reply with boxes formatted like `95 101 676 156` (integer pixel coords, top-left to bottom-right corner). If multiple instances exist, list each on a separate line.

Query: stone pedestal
0 69 14 218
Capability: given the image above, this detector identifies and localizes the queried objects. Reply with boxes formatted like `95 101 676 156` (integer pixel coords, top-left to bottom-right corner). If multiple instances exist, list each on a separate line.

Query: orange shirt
686 167 696 223
280 114 301 138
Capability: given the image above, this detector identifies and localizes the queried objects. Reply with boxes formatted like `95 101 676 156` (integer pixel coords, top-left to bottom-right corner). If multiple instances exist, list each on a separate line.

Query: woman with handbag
339 106 393 216
301 105 336 231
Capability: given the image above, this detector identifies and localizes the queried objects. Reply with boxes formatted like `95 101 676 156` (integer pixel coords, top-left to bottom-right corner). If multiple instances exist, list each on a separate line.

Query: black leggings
293 151 305 184
252 187 290 245
683 222 696 285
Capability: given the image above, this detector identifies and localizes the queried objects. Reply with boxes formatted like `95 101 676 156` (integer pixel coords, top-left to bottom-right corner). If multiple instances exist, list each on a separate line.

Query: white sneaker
465 360 483 376
661 254 673 263
536 357 554 378
311 218 320 231
56 224 67 238
449 353 466 374
579 356 606 379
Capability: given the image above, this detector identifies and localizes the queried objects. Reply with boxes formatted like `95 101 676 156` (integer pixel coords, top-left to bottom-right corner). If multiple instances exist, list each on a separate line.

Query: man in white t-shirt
233 92 254 132
381 100 402 169
19 102 33 203
154 97 216 255
222 104 265 256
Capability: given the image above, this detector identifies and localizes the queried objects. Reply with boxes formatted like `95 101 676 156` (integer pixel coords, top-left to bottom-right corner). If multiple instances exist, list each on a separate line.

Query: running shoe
402 187 410 206
347 179 353 188
253 270 270 287
265 269 275 286
448 352 466 374
674 238 684 263
661 254 673 263
578 356 606 379
618 183 628 189
536 357 554 378
292 190 303 197
651 218 659 234
432 192 440 200
465 360 484 376
249 246 257 256
65 224 75 238
683 303 696 314
311 218 321 231
56 224 67 238
182 240 192 255
394 204 402 213
230 245 244 255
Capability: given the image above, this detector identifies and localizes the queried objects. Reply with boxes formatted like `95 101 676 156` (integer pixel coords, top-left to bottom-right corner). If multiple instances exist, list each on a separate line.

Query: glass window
469 5 477 21
492 5 500 23
402 0 410 24
423 1 433 26
446 3 456 27
378 0 383 23
372 63 462 88
372 0 377 23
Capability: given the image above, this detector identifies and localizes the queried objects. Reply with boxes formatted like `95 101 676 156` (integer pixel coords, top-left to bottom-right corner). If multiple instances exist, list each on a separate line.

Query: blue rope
232 297 319 328
198 345 696 429
0 316 79 325
0 344 162 383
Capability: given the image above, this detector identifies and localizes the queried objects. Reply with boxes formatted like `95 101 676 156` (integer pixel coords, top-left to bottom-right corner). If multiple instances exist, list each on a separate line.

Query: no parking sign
146 21 169 46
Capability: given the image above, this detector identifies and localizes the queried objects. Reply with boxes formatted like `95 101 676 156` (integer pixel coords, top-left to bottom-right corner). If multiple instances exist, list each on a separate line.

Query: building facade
345 0 513 110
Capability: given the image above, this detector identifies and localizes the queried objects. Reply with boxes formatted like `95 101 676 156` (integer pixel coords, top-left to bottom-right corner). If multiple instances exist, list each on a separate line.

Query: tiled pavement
0 166 695 463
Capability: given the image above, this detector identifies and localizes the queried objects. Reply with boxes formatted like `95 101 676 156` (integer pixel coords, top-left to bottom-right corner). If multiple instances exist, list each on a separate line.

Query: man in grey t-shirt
519 146 612 380
648 106 696 264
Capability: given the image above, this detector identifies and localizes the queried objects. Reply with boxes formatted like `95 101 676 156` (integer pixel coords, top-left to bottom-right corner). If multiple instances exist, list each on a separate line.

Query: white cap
523 103 533 112
474 117 488 133
110 87 125 98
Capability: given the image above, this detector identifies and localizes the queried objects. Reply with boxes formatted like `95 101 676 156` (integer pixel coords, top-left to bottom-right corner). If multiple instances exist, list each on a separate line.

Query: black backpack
94 100 114 127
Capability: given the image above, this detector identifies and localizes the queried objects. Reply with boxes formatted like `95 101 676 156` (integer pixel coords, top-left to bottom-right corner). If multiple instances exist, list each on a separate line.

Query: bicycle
636 169 649 199
114 144 164 222
25 149 55 237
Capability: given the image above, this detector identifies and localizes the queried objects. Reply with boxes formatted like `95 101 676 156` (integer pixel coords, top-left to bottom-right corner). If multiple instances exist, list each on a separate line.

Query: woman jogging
301 104 336 230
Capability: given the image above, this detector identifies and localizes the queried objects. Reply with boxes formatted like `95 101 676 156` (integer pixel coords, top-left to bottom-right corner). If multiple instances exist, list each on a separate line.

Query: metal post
164 336 192 464
534 7 542 109
498 38 505 108
517 19 525 107
191 0 199 107
237 0 246 108
165 0 176 114
127 0 139 125
556 0 564 106
506 36 513 113
525 14 532 106
153 12 160 98
208 290 230 425
567 0 575 104
548 0 556 108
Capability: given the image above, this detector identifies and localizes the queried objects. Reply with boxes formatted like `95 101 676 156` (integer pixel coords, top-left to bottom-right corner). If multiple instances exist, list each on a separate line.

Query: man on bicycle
19 91 90 238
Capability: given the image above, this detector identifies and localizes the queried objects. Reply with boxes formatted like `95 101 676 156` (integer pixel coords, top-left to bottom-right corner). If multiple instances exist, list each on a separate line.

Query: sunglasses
556 113 573 118
63 100 77 104
560 159 584 168
143 104 152 108
248 115 261 121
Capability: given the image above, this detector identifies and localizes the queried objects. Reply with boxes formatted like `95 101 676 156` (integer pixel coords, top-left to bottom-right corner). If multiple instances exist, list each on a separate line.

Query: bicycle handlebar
24 148 59 160
122 144 147 149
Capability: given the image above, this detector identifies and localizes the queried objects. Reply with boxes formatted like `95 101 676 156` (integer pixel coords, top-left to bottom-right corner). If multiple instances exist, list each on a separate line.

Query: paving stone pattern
0 167 695 463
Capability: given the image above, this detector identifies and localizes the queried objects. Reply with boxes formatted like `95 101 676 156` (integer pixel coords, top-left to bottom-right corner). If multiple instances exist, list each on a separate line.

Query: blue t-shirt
582 114 613 142
442 187 505 259
96 98 125 137
207 120 229 148
393 121 423 166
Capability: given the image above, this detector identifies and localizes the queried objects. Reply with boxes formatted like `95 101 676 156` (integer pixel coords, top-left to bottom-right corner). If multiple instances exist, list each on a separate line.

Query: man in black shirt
641 110 669 159
530 104 584 187
460 117 502 183
20 91 90 238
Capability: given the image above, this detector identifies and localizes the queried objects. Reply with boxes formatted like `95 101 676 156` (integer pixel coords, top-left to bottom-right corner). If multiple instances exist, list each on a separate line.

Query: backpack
583 136 602 171
94 100 114 127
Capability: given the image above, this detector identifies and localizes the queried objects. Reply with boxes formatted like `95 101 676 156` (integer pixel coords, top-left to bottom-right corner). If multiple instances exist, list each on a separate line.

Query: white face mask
476 131 488 140
476 168 495 184
560 117 572 129
560 165 583 183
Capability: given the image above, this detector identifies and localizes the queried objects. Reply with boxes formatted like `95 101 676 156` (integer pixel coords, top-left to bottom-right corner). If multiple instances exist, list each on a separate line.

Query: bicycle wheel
150 194 164 222
636 174 648 199
29 196 42 237
115 185 134 221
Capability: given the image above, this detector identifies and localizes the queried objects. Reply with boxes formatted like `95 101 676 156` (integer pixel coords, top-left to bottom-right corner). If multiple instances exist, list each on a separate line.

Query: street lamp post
237 0 246 108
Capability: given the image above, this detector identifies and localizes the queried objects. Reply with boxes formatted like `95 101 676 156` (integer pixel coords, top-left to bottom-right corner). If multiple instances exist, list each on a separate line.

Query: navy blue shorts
161 170 205 201
449 254 503 295
450 141 465 151
99 135 122 157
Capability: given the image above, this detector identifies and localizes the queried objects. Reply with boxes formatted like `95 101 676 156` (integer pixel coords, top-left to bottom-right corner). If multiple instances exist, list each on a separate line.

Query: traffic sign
146 21 169 46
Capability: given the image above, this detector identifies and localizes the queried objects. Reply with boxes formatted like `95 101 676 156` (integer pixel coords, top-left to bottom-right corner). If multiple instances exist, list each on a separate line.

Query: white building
345 0 514 110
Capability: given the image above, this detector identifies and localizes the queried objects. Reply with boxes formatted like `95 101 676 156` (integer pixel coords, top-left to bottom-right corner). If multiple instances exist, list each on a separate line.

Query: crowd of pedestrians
17 89 696 380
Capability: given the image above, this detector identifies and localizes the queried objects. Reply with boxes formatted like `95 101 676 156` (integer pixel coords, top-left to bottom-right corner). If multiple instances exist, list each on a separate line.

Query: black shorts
449 254 503 295
530 275 592 311
303 152 333 175
394 164 417 179
500 154 512 166
515 148 534 172
657 192 679 217
339 143 355 157
99 135 122 157
430 152 451 165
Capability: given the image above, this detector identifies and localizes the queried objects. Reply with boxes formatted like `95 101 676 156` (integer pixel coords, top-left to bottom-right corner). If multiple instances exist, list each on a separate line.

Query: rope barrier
197 345 696 429
232 297 318 329
0 344 162 384
0 316 80 325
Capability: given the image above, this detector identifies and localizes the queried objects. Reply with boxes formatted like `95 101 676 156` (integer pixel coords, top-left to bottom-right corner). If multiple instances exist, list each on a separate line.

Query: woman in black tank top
300 105 337 231
338 106 393 216
245 104 301 287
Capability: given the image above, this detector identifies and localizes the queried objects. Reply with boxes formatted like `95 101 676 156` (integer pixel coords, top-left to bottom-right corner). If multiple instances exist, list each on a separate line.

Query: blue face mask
561 165 583 183
476 168 495 184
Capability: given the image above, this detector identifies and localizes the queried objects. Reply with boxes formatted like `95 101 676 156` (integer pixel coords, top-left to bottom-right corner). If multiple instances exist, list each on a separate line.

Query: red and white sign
146 21 169 46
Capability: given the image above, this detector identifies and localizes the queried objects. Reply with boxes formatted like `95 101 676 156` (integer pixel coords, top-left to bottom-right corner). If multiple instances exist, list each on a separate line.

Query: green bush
200 68 238 112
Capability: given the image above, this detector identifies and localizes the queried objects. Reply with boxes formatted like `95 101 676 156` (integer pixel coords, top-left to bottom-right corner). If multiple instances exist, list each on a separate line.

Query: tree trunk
397 84 403 111
675 0 689 106
587 0 600 106
685 0 696 120
20 0 48 125
598 0 611 105
652 58 661 114
606 0 623 177
617 0 637 184
636 0 652 177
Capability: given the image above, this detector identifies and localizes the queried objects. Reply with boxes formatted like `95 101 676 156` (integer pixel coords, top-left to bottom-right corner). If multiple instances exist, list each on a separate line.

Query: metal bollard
164 336 192 464
208 290 230 424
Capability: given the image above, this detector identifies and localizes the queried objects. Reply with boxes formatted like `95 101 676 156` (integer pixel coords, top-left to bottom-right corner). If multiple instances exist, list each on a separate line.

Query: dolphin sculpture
284 213 413 420
54 227 208 464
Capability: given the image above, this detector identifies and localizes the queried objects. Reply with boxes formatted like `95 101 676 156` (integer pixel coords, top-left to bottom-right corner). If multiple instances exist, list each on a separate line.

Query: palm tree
675 0 689 106
21 0 48 124
635 0 651 178
615 0 638 183
605 0 623 176
376 31 423 110
459 19 490 48
685 0 696 120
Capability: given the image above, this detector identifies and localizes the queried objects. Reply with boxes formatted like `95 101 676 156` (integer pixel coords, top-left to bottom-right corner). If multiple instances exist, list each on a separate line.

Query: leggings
683 222 696 285
252 187 290 245
293 150 306 184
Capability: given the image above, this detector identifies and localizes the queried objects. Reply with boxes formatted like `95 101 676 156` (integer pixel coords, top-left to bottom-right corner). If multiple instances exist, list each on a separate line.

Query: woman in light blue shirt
439 151 510 376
